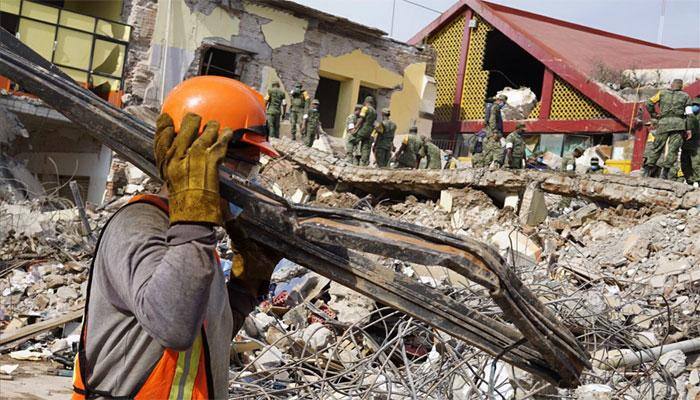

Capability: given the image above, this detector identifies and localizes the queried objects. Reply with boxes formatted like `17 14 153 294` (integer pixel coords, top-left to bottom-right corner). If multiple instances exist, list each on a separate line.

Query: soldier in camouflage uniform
642 119 659 177
503 122 526 169
486 94 507 134
392 126 423 168
420 137 442 169
349 96 377 166
472 130 503 168
645 79 691 179
265 81 286 139
372 108 396 168
681 97 700 187
560 148 583 173
344 104 362 165
443 150 458 169
302 99 323 147
289 83 309 141
586 157 604 174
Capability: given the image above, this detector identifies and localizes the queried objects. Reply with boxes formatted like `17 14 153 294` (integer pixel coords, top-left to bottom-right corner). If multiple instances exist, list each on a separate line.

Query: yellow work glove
225 219 283 299
154 112 233 226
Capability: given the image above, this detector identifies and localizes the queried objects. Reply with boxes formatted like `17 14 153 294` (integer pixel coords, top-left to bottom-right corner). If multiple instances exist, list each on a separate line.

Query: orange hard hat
161 76 279 157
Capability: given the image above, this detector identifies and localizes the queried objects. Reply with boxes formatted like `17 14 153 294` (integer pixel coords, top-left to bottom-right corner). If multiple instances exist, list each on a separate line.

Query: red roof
486 2 700 75
409 0 700 126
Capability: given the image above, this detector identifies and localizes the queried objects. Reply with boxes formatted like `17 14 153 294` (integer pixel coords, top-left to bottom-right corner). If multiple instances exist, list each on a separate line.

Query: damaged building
0 0 436 204
410 0 700 171
133 0 437 137
1 0 130 203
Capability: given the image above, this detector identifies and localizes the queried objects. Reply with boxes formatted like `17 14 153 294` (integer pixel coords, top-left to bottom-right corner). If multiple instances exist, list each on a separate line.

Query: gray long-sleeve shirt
83 201 255 399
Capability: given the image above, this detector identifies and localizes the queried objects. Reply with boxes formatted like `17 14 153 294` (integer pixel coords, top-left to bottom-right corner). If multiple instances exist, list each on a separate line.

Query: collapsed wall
272 139 700 210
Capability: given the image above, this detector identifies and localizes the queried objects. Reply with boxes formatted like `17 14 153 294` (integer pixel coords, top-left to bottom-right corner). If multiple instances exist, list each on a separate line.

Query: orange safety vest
73 194 213 399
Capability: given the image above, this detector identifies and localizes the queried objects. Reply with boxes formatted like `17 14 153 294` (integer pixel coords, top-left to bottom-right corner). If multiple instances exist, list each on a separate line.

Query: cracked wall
126 0 434 136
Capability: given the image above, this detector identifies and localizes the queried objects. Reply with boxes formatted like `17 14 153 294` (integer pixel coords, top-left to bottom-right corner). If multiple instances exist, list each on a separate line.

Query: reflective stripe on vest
72 194 212 400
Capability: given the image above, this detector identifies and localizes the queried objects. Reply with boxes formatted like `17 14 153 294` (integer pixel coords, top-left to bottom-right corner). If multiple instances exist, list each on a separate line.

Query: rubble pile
0 156 698 398
242 161 700 399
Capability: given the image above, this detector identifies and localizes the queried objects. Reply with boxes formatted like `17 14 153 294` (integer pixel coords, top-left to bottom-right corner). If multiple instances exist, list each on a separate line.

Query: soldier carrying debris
289 83 309 141
420 136 442 169
392 126 423 168
560 147 583 173
348 96 378 166
344 104 363 165
302 99 325 147
372 108 397 168
71 77 281 399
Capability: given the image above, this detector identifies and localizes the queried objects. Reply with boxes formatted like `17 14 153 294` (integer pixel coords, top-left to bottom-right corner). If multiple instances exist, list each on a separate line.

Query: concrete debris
497 86 538 120
1 143 699 399
328 282 375 324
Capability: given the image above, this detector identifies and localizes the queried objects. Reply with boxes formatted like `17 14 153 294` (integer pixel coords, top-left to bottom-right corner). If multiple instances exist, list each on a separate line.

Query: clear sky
291 0 700 48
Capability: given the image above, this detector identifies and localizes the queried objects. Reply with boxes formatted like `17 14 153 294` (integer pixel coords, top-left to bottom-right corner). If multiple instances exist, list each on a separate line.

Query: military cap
311 99 320 105
515 122 526 129
364 95 375 104
271 81 280 87
590 157 599 164
672 78 683 85
381 107 390 115
354 104 363 110
497 94 508 101
409 126 418 133
294 83 302 88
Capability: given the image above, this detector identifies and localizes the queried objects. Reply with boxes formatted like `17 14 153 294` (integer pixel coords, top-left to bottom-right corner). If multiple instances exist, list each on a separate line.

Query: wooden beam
432 118 627 134
631 125 648 171
539 68 554 119
451 8 474 122
0 310 83 349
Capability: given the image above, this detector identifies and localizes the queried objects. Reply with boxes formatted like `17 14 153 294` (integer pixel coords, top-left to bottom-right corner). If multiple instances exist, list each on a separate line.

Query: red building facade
410 0 700 170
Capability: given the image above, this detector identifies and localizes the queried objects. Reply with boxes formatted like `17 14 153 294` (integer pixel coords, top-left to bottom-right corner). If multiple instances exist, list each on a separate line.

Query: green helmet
364 95 375 105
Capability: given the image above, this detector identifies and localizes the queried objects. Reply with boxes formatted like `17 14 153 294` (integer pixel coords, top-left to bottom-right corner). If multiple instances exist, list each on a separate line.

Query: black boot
643 165 658 178
660 168 669 180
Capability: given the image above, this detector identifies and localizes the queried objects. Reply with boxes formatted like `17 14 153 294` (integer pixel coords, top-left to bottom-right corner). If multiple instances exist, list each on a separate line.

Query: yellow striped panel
549 77 611 120
427 15 466 122
460 15 492 120
169 334 203 400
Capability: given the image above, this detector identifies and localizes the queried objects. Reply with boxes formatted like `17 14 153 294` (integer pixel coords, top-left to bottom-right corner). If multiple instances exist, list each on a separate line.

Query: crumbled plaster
243 2 307 49
152 0 240 52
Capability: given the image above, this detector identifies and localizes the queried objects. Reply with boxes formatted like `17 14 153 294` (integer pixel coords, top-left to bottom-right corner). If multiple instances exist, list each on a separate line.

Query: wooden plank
0 309 83 348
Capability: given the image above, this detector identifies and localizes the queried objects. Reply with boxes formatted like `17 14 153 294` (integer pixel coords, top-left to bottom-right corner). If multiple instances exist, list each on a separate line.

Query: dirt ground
0 355 72 400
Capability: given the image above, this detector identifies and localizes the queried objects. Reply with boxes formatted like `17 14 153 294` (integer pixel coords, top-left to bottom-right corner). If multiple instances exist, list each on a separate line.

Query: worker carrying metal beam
71 76 282 399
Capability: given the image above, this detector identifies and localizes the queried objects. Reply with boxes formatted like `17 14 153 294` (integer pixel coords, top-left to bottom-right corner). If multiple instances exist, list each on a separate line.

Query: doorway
315 77 341 130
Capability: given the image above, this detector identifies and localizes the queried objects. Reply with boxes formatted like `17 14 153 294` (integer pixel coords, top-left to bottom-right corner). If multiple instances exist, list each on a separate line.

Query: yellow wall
64 0 123 21
153 0 240 52
320 49 404 135
390 62 427 137
319 49 430 136
243 2 307 49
